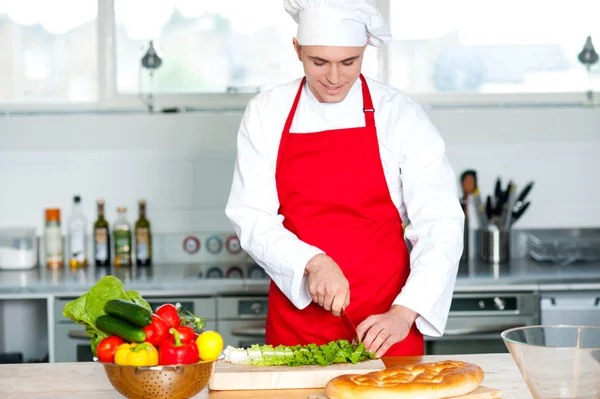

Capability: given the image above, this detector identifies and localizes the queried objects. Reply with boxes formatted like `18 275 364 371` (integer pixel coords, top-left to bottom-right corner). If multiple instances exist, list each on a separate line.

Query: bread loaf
325 360 485 399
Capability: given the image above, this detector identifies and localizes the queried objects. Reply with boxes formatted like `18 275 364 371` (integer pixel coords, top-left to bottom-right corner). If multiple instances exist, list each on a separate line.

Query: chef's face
293 38 366 103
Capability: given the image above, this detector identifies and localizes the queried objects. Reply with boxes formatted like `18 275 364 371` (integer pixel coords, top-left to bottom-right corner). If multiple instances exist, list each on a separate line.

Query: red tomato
155 304 181 327
142 314 170 346
96 336 124 363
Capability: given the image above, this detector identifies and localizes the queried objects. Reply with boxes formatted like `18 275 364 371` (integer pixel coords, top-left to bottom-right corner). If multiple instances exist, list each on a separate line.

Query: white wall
0 105 599 240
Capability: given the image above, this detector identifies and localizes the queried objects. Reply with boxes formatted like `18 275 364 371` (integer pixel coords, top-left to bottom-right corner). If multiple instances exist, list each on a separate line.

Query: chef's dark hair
460 169 477 184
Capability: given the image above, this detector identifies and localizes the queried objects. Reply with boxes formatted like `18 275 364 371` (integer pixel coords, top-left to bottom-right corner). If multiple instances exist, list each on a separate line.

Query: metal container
98 358 219 399
479 229 510 264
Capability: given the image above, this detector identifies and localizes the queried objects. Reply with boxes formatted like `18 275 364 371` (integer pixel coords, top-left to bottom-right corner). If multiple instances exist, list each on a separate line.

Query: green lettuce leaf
224 339 376 367
63 276 151 356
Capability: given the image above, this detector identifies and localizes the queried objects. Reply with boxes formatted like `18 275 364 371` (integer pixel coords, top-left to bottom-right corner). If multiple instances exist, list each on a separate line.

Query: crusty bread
325 360 485 399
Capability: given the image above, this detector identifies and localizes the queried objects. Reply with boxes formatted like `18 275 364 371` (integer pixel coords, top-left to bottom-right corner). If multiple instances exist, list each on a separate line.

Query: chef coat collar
303 76 362 106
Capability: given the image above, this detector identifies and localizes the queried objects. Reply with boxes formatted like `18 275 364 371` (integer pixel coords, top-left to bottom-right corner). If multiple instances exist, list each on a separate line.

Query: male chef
225 0 464 358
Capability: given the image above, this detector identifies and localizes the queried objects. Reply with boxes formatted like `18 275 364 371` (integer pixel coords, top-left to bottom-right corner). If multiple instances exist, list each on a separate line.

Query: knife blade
516 181 534 203
341 308 360 343
511 201 530 226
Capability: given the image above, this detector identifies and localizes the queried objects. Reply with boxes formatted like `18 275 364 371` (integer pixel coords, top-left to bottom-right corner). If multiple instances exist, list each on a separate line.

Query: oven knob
206 236 223 254
493 297 506 311
226 235 242 254
250 302 262 314
248 265 266 280
478 300 485 309
206 267 223 279
226 266 244 279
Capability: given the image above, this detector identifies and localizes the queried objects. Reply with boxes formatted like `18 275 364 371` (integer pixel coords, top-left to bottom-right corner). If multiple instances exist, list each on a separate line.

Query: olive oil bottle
113 206 132 267
135 199 152 266
93 200 110 267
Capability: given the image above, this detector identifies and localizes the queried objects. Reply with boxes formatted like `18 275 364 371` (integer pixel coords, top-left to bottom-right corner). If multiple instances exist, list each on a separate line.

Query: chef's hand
305 254 350 317
356 305 418 358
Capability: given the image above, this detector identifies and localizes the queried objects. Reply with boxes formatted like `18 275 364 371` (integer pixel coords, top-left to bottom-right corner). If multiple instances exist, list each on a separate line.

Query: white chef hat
283 0 391 48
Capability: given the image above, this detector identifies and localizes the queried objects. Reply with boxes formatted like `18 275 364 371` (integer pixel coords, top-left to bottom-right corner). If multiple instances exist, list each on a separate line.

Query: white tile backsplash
0 104 599 242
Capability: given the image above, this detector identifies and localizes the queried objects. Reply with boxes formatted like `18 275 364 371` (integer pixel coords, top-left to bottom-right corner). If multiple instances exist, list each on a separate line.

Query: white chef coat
225 75 465 338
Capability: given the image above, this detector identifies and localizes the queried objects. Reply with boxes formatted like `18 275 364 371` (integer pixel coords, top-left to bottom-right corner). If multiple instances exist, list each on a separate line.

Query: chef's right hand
305 254 350 317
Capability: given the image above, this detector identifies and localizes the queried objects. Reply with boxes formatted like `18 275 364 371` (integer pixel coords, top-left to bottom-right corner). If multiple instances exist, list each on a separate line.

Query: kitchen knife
511 201 530 226
516 181 534 203
485 195 494 220
513 181 534 214
501 183 517 230
341 308 360 343
494 177 502 201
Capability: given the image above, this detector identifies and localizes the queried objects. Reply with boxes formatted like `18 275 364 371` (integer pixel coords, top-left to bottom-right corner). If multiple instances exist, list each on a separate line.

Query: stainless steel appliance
425 291 539 355
53 295 217 363
217 295 268 348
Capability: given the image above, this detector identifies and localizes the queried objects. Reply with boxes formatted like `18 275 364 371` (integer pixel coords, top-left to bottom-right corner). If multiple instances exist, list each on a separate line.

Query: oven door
54 323 95 362
425 329 511 355
219 320 266 349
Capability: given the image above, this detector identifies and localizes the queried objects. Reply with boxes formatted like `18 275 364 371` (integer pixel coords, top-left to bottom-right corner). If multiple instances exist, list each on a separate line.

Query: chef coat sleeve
225 98 324 310
392 101 464 337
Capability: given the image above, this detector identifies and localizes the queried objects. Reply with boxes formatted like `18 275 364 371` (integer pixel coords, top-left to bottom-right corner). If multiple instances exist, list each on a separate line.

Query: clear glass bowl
502 325 600 399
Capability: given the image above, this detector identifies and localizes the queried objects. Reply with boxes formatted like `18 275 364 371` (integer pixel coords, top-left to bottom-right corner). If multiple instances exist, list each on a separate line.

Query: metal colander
98 359 219 399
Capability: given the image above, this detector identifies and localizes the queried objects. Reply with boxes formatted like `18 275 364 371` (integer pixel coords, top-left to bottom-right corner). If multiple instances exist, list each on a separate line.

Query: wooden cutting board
208 359 386 391
308 385 501 399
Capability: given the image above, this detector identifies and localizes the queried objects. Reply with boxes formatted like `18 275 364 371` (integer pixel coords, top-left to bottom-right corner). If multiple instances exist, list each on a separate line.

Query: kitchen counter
1 353 531 399
0 257 598 298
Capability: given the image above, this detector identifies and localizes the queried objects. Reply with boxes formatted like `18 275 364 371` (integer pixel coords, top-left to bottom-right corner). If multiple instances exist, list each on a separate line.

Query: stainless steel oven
217 295 268 348
53 295 217 363
425 291 540 355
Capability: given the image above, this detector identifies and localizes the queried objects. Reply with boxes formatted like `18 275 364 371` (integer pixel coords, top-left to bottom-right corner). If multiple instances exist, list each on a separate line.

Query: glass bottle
68 195 88 269
113 206 132 267
93 199 111 267
135 199 152 266
45 208 63 269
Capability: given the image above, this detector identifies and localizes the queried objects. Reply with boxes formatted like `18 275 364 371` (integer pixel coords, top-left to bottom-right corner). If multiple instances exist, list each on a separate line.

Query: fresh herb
223 339 375 367
63 276 151 356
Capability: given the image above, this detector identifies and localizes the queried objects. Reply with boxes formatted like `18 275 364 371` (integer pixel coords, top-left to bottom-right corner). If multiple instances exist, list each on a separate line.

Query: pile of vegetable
63 276 223 366
223 339 375 367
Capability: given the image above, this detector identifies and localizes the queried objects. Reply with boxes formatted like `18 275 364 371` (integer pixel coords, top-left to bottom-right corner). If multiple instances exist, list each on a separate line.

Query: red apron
267 74 424 356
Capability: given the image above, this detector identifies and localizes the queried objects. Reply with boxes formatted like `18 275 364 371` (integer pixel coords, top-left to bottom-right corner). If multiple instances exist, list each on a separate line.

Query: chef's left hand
356 305 418 358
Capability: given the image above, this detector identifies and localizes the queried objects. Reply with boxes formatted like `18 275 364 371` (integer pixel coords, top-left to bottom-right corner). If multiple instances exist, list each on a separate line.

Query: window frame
0 0 596 114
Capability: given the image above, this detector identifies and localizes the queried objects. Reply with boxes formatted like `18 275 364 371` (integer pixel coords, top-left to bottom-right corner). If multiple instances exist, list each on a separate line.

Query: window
0 0 598 108
114 1 380 94
0 0 98 102
388 0 600 95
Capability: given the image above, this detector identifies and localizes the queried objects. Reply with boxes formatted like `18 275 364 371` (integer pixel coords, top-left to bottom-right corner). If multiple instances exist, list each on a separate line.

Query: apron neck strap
283 77 306 134
359 74 375 128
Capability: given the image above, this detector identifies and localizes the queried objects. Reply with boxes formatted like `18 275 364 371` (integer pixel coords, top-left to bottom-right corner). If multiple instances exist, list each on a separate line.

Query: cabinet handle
231 327 266 337
443 325 522 336
68 330 91 340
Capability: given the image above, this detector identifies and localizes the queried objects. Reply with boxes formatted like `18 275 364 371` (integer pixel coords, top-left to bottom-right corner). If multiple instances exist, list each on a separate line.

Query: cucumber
104 299 152 327
96 315 147 343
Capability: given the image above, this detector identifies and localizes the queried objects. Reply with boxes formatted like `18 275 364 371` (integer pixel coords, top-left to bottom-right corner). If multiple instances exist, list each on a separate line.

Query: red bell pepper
155 304 181 327
96 336 124 363
158 328 199 365
142 314 170 346
166 325 197 343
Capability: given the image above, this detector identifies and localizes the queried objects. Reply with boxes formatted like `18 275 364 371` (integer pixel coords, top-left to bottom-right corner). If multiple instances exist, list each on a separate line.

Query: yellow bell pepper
114 342 158 366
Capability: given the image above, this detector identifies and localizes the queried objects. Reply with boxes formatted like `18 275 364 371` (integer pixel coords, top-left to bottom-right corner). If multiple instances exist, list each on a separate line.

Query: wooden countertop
1 353 531 399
